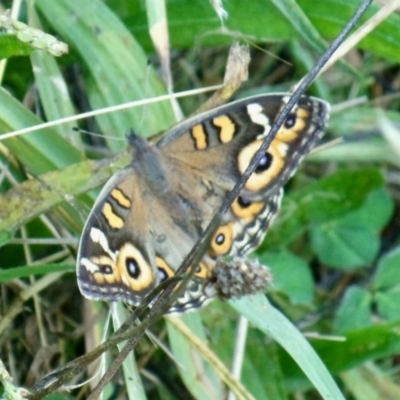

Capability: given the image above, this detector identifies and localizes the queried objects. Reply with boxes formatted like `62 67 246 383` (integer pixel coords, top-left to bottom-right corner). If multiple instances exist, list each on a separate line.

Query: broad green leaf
337 188 394 231
373 247 400 291
310 222 379 270
375 292 400 322
265 168 384 250
334 286 372 333
310 187 392 270
260 250 314 305
295 168 384 224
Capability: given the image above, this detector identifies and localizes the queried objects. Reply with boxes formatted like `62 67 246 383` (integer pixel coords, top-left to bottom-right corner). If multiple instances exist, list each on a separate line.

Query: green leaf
341 364 400 400
334 286 372 333
260 250 314 305
276 322 400 380
372 247 400 322
0 33 33 59
29 8 83 148
373 247 400 291
339 188 394 232
266 168 384 250
310 188 393 270
375 292 400 322
110 0 400 70
310 222 379 270
302 0 400 64
244 337 286 399
0 152 129 238
270 0 327 54
111 303 147 400
296 168 384 224
231 295 346 400
0 264 74 282
37 0 175 151
0 88 83 174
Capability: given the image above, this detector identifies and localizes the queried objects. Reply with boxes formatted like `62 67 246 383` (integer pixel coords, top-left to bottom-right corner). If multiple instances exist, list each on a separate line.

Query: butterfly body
77 94 329 313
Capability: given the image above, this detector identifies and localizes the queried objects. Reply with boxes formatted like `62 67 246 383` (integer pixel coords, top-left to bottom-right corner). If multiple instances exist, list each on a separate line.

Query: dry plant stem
28 318 152 399
22 225 48 348
325 0 400 70
1 86 222 140
197 43 251 112
0 272 64 335
87 0 374 397
86 308 168 400
148 0 183 121
296 0 388 87
309 137 345 155
138 328 171 368
10 238 78 245
166 316 255 400
28 277 180 398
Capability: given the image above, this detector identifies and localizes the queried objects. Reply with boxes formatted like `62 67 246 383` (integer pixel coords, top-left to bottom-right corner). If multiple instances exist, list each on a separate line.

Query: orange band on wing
111 188 131 208
102 203 124 229
191 124 208 150
213 115 236 143
232 198 265 220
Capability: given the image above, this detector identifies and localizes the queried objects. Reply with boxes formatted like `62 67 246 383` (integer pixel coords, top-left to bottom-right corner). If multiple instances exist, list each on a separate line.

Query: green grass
1 0 400 399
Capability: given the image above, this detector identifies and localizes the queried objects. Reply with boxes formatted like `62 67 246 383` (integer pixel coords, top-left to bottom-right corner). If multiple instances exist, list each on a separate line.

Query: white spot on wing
247 103 271 137
278 142 289 155
89 227 116 260
81 258 100 273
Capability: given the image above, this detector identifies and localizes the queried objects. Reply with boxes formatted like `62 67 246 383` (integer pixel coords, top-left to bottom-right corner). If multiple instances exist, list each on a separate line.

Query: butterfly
77 94 329 313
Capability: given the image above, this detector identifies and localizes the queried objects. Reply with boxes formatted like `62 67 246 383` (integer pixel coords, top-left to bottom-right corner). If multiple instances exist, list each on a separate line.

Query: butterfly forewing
160 94 328 200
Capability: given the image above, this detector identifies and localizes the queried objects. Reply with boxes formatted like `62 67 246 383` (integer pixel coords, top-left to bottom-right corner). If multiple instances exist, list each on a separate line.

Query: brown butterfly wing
157 95 328 311
77 94 329 312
